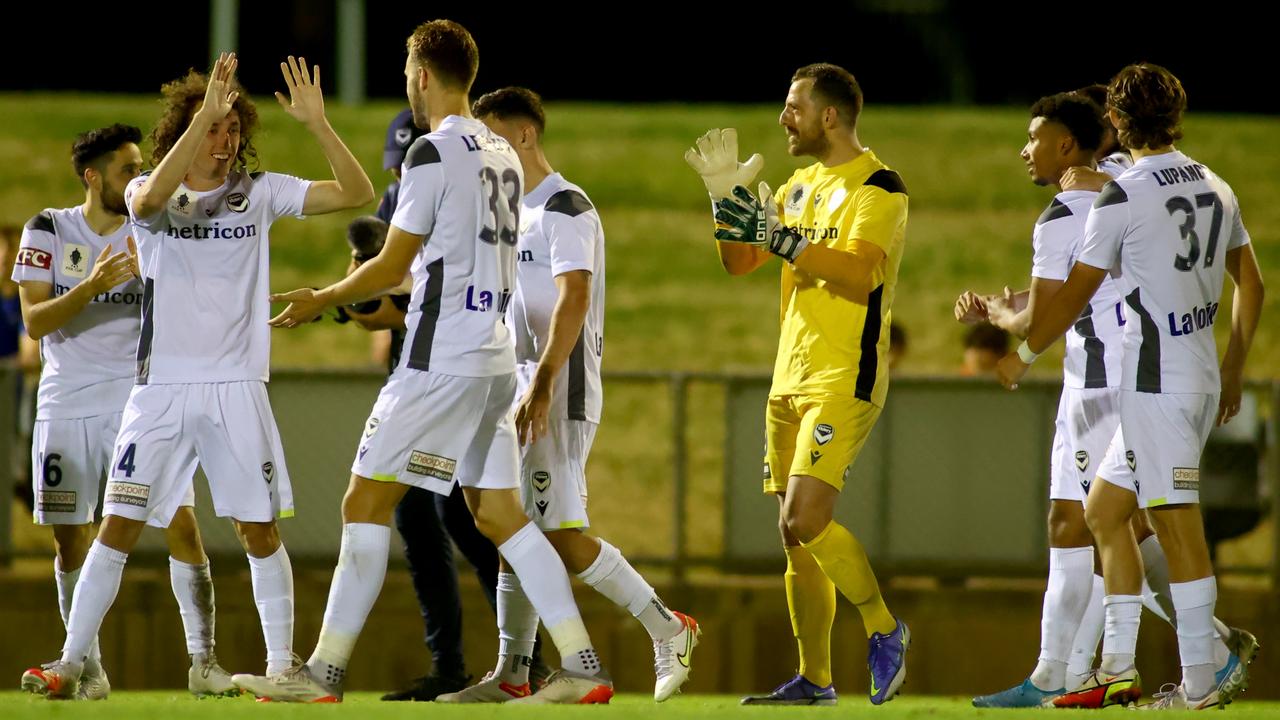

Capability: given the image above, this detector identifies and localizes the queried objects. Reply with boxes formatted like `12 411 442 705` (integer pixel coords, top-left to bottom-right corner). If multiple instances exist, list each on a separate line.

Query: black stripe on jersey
1037 198 1074 226
25 210 54 234
1095 182 1129 208
250 171 264 180
863 169 908 195
567 331 587 421
854 284 884 402
406 257 445 371
545 189 594 217
1124 287 1161 393
405 138 442 170
1073 302 1108 388
136 278 156 384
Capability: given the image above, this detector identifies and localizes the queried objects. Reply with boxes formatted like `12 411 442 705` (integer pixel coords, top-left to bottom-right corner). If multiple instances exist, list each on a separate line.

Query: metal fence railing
2 368 1276 586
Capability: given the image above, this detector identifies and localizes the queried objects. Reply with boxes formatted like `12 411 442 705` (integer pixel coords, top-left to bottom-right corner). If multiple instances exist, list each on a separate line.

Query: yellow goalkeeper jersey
770 149 908 407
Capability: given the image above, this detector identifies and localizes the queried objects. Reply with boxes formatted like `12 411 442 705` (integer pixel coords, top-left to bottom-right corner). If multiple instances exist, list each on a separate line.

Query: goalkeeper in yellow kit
685 63 909 706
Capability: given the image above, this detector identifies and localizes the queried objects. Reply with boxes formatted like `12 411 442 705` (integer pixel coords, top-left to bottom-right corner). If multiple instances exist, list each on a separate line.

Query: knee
1047 503 1091 547
52 524 93 569
1083 500 1122 539
235 521 281 558
782 502 828 545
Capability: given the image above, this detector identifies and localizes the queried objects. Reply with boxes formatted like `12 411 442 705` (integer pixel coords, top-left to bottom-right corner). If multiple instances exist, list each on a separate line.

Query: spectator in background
888 323 907 372
962 322 1010 377
1 224 39 511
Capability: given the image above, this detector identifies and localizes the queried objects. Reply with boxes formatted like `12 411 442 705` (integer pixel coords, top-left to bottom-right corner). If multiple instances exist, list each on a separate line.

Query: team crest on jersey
813 423 834 446
171 191 193 217
62 244 89 278
262 462 275 484
364 417 381 439
1125 450 1137 472
395 127 413 146
532 471 551 492
785 184 808 214
226 192 250 213
1075 450 1089 472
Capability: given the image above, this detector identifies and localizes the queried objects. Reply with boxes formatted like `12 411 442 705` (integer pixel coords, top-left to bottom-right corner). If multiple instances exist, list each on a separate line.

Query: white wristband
1017 340 1040 364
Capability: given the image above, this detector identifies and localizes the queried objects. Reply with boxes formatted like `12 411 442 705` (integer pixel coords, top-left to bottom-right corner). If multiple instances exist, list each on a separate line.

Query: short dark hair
792 63 863 127
346 215 389 261
1075 83 1109 109
71 124 143 186
407 20 479 91
1030 92 1105 152
964 323 1010 354
1107 63 1186 151
473 87 546 135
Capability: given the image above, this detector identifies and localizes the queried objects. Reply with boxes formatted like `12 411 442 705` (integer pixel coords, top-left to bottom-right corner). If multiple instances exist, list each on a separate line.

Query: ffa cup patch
62 244 89 278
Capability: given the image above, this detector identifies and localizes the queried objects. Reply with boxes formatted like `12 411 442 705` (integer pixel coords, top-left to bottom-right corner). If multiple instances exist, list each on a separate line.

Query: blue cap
384 109 426 170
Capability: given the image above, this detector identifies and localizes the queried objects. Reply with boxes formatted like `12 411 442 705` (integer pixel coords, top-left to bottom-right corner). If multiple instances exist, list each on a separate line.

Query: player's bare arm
131 53 239 219
996 262 1106 389
514 270 591 447
274 56 375 214
1060 166 1112 193
1217 243 1265 425
18 238 138 339
269 224 420 328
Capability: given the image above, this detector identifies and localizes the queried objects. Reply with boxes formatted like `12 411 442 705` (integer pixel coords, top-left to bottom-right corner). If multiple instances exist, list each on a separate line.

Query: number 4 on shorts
115 443 138 478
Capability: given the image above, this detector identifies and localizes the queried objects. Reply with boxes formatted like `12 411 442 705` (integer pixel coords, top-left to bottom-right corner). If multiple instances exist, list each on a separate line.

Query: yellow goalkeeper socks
802 521 896 638
784 545 836 687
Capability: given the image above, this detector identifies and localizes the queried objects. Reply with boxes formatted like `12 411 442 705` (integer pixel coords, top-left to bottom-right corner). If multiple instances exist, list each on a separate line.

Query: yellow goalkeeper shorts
763 393 881 494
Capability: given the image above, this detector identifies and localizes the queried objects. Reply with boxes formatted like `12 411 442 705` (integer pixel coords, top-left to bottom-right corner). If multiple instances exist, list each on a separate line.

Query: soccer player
427 87 698 704
339 213 551 700
687 63 910 706
230 20 612 705
13 124 240 699
998 63 1264 710
19 53 374 699
958 93 1253 707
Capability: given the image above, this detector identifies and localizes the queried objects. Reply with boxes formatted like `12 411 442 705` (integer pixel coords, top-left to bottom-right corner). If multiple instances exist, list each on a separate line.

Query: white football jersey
391 115 522 377
1098 151 1133 178
124 170 311 384
10 207 140 419
1031 191 1124 389
510 173 605 422
1078 150 1250 394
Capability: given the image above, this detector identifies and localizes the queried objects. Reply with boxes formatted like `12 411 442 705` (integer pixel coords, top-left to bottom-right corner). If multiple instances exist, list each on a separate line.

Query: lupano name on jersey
1169 301 1219 337
1151 162 1208 187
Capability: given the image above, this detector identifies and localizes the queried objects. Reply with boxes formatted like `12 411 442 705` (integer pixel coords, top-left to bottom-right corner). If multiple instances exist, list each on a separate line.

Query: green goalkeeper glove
713 182 809 263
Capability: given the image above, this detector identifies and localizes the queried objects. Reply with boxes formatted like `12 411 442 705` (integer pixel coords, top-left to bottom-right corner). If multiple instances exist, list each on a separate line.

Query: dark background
4 1 1275 113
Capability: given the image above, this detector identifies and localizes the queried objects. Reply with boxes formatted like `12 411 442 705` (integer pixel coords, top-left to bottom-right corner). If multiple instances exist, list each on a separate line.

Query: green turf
2 692 1279 719
1 94 1275 376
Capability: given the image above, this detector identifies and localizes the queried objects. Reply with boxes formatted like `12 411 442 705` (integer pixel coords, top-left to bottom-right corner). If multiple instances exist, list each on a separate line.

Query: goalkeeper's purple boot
740 674 837 706
868 618 910 705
